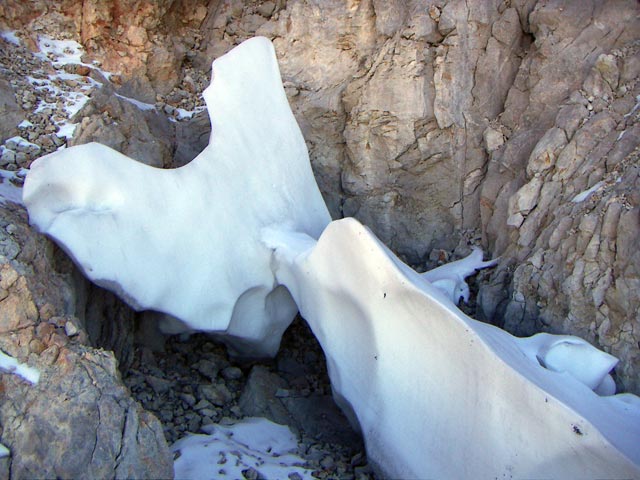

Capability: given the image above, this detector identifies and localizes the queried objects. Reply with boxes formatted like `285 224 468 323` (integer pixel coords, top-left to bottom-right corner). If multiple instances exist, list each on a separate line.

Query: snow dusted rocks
23 37 331 357
264 217 640 479
172 417 313 480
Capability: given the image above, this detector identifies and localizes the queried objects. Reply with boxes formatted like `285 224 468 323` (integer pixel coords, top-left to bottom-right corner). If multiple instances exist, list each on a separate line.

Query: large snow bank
23 37 331 357
22 35 640 478
172 417 313 480
264 218 640 479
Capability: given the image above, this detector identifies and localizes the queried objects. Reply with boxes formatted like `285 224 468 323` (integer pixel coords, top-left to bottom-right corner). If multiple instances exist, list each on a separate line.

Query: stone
483 127 504 153
0 149 16 166
239 365 292 427
199 384 232 407
69 83 175 168
0 78 22 143
0 203 172 479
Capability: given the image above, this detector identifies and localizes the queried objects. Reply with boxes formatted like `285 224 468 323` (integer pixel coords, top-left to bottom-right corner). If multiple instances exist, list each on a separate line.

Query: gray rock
199 383 232 407
0 78 23 144
238 365 292 427
0 203 172 479
70 84 175 168
0 149 16 166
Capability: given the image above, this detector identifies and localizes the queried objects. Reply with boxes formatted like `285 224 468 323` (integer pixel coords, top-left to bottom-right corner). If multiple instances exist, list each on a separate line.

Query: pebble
221 366 243 380
0 149 16 166
64 321 79 337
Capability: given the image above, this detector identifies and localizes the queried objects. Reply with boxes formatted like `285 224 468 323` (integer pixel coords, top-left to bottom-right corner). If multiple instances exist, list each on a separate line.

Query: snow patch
0 350 40 384
56 123 77 140
172 417 313 480
0 170 27 205
571 181 604 203
421 246 497 304
266 217 640 478
115 93 156 111
0 30 21 46
23 37 331 357
35 36 85 66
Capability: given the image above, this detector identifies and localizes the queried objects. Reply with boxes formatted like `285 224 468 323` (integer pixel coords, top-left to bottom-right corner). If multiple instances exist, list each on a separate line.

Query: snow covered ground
173 417 314 480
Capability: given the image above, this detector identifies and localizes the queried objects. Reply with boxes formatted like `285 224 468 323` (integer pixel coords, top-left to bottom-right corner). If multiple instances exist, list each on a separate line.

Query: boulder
0 78 23 144
70 83 175 168
0 202 172 479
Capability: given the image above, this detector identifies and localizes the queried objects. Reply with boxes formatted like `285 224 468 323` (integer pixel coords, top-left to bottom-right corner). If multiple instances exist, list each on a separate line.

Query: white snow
23 37 331 358
517 332 619 391
0 350 40 384
571 181 604 203
56 123 77 140
265 217 640 479
35 36 85 67
4 136 39 153
172 417 313 480
27 74 96 119
421 247 497 304
173 106 207 121
115 93 156 111
0 30 21 46
0 170 25 205
0 443 9 458
18 119 33 129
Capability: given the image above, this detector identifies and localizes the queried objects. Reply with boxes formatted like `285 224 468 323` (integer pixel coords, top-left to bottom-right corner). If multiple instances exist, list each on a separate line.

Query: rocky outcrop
0 203 172 479
70 81 176 168
479 40 640 393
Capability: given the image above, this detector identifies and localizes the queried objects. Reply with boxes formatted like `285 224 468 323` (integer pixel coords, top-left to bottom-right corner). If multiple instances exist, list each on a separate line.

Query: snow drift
263 218 640 479
22 36 640 478
22 37 331 357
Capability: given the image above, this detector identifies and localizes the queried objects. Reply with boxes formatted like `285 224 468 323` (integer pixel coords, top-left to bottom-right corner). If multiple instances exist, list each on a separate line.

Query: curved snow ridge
22 37 331 358
267 217 640 479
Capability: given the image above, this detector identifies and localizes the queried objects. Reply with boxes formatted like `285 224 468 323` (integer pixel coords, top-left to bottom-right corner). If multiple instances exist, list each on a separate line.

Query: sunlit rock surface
23 37 331 357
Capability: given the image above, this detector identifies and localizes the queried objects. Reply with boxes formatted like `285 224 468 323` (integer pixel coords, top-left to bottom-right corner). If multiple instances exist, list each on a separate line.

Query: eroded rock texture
479 41 640 394
1 0 638 393
0 204 172 479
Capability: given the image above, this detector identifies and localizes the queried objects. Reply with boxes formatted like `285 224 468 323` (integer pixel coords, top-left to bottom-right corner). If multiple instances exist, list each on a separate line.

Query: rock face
0 203 172 479
479 42 640 393
1 0 638 392
69 82 176 168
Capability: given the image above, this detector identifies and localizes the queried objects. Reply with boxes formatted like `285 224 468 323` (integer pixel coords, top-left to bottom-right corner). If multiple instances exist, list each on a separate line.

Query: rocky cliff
1 0 639 475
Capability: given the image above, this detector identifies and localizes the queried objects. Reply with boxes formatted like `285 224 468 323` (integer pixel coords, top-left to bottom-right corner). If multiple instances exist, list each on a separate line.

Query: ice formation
172 417 313 480
264 218 640 479
421 246 498 303
23 37 331 357
21 36 640 478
